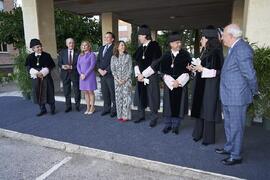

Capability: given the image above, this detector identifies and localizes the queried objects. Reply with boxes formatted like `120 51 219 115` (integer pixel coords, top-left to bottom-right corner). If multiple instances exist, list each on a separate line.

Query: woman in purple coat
77 41 97 114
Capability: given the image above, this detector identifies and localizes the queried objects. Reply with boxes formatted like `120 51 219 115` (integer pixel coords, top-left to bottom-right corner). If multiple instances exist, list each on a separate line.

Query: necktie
103 45 108 57
68 50 72 65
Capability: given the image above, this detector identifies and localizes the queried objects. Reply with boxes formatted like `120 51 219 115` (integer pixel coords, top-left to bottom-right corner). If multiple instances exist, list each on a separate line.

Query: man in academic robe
157 32 191 134
133 25 162 127
58 38 81 112
96 32 116 117
25 38 56 116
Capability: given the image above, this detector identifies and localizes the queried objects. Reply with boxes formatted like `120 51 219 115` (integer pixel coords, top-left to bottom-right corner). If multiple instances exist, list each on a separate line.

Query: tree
54 8 101 51
0 7 24 49
0 7 102 51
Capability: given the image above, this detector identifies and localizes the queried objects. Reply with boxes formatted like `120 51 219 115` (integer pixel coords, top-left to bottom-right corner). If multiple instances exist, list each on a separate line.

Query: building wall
118 20 132 42
0 0 17 69
243 0 270 47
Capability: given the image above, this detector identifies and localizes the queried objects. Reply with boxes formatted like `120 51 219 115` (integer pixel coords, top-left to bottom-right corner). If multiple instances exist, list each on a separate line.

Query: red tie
68 50 72 65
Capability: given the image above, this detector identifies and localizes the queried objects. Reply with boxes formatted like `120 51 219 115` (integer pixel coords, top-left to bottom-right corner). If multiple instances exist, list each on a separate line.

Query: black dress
191 48 224 144
25 52 55 107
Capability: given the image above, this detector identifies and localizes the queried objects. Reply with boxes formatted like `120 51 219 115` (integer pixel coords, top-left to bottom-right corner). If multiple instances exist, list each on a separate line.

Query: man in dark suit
216 24 258 165
58 38 81 112
96 32 116 117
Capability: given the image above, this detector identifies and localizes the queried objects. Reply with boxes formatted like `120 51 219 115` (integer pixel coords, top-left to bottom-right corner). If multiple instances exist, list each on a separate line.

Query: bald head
66 38 75 50
222 24 242 47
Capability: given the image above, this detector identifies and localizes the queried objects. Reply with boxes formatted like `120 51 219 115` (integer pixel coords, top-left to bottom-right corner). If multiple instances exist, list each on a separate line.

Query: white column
101 12 119 45
243 0 270 46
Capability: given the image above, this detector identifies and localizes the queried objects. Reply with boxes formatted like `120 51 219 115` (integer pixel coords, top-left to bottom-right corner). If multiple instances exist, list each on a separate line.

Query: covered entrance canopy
54 0 234 30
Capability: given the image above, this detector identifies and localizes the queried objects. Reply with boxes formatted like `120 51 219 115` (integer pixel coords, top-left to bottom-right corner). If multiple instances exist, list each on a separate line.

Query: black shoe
193 138 201 142
36 110 47 117
221 157 242 165
134 117 145 123
65 107 72 113
215 148 230 155
172 127 179 135
51 109 56 115
110 112 117 118
162 126 172 134
202 142 210 146
75 106 80 112
101 111 110 116
149 119 157 128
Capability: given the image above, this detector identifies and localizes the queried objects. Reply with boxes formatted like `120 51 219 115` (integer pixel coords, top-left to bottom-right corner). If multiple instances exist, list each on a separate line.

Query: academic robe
25 52 55 105
159 49 191 118
133 41 162 112
191 48 224 122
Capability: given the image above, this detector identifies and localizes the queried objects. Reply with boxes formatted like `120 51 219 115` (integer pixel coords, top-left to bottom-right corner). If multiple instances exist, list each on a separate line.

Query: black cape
159 49 191 118
133 41 162 111
25 52 55 105
191 48 224 122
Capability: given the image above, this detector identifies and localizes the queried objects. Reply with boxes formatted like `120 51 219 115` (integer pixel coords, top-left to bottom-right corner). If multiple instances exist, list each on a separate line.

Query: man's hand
37 72 44 79
186 63 194 71
62 65 68 70
137 74 144 82
172 80 180 88
80 74 85 80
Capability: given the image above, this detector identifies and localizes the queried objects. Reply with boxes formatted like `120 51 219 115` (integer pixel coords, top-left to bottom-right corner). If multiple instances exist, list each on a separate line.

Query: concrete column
22 0 57 58
101 12 119 45
243 0 270 46
231 0 244 29
22 0 60 91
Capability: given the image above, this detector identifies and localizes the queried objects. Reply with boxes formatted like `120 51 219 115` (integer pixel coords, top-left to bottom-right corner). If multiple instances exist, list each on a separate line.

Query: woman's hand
80 74 85 80
193 65 204 72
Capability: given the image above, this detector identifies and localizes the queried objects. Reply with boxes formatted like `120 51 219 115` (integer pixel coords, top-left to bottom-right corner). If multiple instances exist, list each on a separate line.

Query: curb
0 128 242 180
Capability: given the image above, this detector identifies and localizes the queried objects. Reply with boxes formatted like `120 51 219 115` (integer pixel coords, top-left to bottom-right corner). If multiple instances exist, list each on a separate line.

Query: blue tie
103 45 108 57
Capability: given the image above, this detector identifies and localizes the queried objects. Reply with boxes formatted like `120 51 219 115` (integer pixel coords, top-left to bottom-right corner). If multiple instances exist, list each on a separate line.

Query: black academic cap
201 29 218 38
30 38 42 48
168 32 181 43
138 25 151 36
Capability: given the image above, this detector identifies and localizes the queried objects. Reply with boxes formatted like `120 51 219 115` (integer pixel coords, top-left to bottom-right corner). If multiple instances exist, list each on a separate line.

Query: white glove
191 58 201 66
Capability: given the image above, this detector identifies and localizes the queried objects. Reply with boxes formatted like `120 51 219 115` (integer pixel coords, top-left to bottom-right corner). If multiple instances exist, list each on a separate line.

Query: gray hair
226 24 242 38
66 38 74 44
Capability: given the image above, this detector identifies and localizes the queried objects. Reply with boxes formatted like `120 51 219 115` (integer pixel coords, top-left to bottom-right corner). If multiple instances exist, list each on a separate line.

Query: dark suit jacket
58 49 80 81
96 44 114 75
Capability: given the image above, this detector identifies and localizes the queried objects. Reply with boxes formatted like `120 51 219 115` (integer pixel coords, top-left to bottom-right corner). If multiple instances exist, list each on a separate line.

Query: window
0 43 8 52
0 0 4 11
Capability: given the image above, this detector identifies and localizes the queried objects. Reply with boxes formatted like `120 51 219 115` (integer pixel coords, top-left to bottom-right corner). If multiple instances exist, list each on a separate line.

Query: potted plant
253 46 270 130
13 47 32 100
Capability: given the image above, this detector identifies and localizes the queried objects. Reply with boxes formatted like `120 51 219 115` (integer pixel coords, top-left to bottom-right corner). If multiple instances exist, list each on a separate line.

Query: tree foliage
0 7 102 51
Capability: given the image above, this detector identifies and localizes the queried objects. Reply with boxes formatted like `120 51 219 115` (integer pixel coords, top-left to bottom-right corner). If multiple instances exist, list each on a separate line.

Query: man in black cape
133 25 162 127
25 38 56 116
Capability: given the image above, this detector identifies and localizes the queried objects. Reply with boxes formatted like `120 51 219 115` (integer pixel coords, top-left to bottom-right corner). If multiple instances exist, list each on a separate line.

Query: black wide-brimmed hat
168 32 181 43
30 38 42 48
138 24 151 36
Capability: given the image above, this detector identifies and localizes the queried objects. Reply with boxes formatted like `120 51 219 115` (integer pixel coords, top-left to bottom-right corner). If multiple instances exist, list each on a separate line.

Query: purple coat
77 52 97 91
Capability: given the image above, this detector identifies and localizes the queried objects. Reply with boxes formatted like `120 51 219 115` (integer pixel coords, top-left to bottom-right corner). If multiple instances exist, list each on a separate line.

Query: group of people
25 23 258 166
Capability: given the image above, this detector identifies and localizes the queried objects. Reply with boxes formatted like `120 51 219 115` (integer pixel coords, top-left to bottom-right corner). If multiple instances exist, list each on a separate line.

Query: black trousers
192 118 215 144
40 103 55 112
100 74 116 113
63 74 81 109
